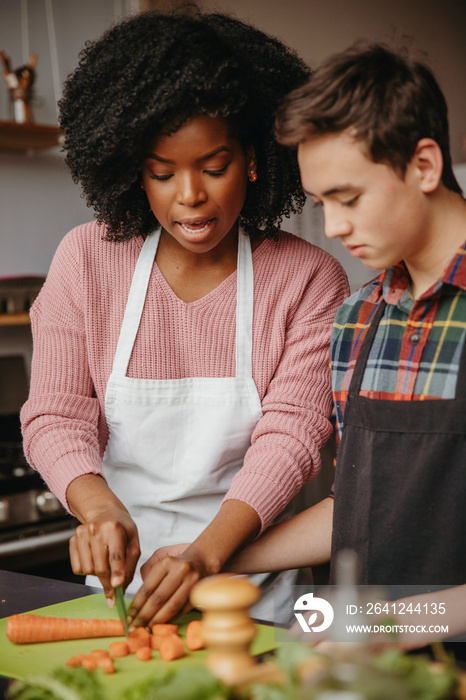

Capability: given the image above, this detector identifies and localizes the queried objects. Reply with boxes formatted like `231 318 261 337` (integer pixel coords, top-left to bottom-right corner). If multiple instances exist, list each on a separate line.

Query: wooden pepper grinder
190 573 260 684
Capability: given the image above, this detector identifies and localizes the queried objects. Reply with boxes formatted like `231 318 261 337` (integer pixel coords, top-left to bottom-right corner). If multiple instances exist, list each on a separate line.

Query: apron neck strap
347 299 386 397
454 303 466 397
112 226 254 380
112 229 161 375
235 230 254 379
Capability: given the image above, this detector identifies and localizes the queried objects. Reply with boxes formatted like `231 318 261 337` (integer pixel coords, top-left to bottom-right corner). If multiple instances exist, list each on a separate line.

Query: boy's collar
442 239 466 290
380 240 466 305
381 264 413 309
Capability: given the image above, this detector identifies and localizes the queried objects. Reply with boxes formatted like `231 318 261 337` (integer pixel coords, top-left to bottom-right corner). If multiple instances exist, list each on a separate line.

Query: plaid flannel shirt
331 242 466 444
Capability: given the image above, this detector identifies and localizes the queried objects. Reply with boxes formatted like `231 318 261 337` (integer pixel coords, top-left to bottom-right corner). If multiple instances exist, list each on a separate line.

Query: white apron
88 227 296 622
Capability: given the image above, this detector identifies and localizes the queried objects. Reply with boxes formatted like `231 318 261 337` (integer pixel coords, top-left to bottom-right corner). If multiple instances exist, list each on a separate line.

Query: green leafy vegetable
374 650 458 700
6 667 104 700
246 682 299 700
120 666 174 700
273 641 318 682
122 666 228 700
5 635 461 700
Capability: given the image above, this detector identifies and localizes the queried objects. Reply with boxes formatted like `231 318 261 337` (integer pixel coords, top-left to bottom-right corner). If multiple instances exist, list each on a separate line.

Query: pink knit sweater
21 221 349 530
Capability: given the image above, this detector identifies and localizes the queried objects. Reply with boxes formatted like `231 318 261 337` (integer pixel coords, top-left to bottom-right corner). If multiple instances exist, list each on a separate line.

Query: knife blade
114 585 129 637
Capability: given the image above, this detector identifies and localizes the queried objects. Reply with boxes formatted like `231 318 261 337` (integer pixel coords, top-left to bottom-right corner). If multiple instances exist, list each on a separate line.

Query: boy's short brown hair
275 41 462 194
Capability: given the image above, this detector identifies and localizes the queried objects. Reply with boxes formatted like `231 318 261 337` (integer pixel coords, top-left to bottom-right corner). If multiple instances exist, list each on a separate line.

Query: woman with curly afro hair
21 8 349 625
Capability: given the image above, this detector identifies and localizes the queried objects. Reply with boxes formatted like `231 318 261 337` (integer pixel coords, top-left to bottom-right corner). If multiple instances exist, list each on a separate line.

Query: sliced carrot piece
66 653 86 668
159 633 185 662
151 623 178 636
136 646 152 661
150 635 161 650
109 640 130 658
89 649 110 659
127 636 150 653
151 623 180 650
98 656 115 674
129 627 151 639
185 619 205 651
81 656 98 672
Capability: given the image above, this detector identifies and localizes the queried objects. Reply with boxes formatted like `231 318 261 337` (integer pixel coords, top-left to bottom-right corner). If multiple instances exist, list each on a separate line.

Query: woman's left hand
128 500 261 627
127 549 208 627
141 543 190 572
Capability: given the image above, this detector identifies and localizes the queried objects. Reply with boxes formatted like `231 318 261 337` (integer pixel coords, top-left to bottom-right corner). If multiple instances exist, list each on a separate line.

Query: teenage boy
228 42 466 650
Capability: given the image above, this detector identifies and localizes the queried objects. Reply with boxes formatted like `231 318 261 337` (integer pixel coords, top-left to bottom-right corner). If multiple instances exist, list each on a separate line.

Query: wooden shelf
0 312 30 326
0 120 64 152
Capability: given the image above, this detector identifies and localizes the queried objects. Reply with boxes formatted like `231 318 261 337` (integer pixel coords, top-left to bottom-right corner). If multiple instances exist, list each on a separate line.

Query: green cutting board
0 594 280 696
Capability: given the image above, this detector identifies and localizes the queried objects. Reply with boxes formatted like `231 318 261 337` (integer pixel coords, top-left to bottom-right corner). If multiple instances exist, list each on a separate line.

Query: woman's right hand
67 474 141 605
69 509 140 603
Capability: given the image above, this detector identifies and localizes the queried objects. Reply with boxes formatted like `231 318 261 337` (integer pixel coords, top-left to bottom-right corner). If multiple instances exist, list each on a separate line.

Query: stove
0 413 79 578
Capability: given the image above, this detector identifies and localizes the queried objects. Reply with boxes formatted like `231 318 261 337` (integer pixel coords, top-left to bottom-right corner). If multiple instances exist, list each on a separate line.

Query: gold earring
248 170 258 182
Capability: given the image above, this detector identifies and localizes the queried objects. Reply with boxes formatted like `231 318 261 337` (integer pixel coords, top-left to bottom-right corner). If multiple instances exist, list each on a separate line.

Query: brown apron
331 299 466 587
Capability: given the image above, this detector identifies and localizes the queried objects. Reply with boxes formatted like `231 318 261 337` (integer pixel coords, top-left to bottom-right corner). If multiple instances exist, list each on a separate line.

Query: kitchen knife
115 585 129 637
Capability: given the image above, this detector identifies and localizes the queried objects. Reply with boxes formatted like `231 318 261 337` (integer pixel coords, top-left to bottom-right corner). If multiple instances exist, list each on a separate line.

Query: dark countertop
0 569 97 619
0 570 99 698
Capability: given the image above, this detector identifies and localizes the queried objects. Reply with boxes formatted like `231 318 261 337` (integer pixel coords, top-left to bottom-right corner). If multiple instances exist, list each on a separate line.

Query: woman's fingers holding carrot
139 543 189 583
142 543 190 570
127 562 167 626
128 555 205 627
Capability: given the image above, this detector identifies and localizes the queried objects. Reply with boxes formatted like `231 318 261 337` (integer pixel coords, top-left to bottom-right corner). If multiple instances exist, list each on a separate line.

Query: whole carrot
6 614 124 644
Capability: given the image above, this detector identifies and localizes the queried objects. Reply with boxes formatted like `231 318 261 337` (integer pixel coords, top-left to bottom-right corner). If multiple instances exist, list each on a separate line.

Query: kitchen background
0 0 465 582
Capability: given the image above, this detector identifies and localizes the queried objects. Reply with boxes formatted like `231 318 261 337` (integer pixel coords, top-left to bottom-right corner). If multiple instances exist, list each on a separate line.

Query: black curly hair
58 8 310 241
